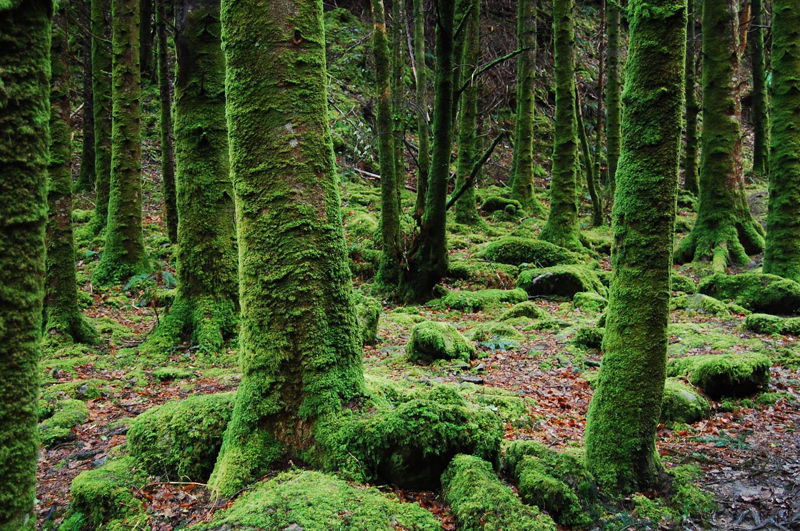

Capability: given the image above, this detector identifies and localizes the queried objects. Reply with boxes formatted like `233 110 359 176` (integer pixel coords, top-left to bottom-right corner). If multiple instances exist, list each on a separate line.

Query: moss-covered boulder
445 259 519 288
517 265 607 298
660 379 711 423
573 291 608 312
699 272 800 315
667 353 771 399
672 273 697 293
128 392 234 481
39 399 89 448
438 288 528 312
744 313 800 335
441 454 556 531
406 321 475 364
573 326 604 350
670 293 730 316
499 300 548 321
470 321 525 350
479 237 580 267
354 292 381 345
197 469 440 530
480 195 523 214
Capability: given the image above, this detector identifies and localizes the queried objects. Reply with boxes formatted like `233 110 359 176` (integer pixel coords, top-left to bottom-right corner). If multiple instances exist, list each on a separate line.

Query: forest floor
35 165 800 530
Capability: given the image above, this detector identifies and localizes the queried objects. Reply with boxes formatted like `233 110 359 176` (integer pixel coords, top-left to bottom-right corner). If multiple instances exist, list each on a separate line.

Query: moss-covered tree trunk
208 0 364 497
90 0 113 234
46 10 98 345
401 0 456 302
94 0 150 285
585 0 686 493
576 86 603 227
763 0 800 282
674 0 765 271
605 0 621 195
684 0 699 194
540 0 581 250
156 0 177 243
750 0 769 179
372 0 402 288
412 0 431 221
142 0 238 357
0 1 51 526
139 0 153 79
453 0 480 224
391 0 406 208
510 0 546 215
76 0 96 194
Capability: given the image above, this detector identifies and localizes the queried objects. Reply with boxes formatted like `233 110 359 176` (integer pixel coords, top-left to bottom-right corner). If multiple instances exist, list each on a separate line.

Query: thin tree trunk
605 0 621 197
391 0 406 210
454 0 480 224
750 0 769 179
576 86 603 227
411 0 431 222
594 0 606 189
90 0 113 234
77 0 96 193
684 0 699 194
140 0 153 79
156 0 177 243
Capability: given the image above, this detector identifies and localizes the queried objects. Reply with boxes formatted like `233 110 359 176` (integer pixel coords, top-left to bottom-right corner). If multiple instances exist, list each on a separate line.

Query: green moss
670 293 730 316
667 353 771 399
128 392 234 481
668 464 717 518
581 228 613 255
480 196 523 214
445 259 519 288
470 322 525 350
517 265 607 298
151 367 194 381
479 237 580 267
573 326 604 350
573 291 608 312
438 288 528 312
632 494 674 524
455 385 535 429
42 379 105 401
441 454 556 531
198 469 438 530
699 272 800 314
745 313 800 335
354 292 382 345
499 301 548 321
660 378 711 423
672 273 696 293
38 399 89 448
406 321 476 364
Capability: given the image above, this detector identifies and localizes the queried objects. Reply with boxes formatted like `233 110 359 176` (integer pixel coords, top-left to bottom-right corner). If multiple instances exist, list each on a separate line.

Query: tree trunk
576 86 603 227
540 0 581 250
208 0 364 497
90 0 113 234
675 0 765 271
763 0 800 281
585 0 686 493
750 0 769 179
594 0 606 188
391 0 406 209
372 0 402 288
605 0 621 196
684 0 699 194
0 1 50 526
412 0 431 221
139 0 153 79
156 0 177 243
401 0 456 302
46 10 98 345
76 0 96 194
510 0 546 215
454 0 480 224
94 0 150 285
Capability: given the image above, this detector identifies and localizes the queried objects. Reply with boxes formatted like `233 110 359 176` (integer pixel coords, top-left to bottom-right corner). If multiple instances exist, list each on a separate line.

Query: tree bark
412 0 431 221
156 0 177 243
684 0 699 194
750 0 769 179
90 0 113 234
605 0 621 196
76 0 96 193
454 0 480 224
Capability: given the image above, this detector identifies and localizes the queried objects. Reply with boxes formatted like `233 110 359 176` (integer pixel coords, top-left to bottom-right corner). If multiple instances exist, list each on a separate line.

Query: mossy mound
354 292 382 345
573 326 604 350
502 440 597 527
573 291 608 312
667 353 771 399
151 367 194 381
62 456 148 530
660 379 711 423
197 469 440 530
499 300 548 321
39 398 89 448
480 195 523 214
699 272 800 315
744 313 800 336
670 293 730 316
317 385 503 488
128 392 234 481
406 321 476 364
441 454 556 531
517 265 607 298
672 273 697 293
438 288 528 312
42 379 105 401
445 259 519 288
470 321 525 350
479 237 580 267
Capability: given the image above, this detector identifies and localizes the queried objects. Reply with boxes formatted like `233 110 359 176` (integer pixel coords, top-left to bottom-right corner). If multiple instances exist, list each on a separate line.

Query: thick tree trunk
46 11 98 345
209 0 364 497
156 0 177 243
540 0 581 250
684 0 699 194
605 0 621 196
0 1 50 526
76 0 96 194
675 0 765 271
412 0 431 221
510 0 546 215
750 0 769 179
94 0 150 285
90 0 113 234
585 0 686 493
763 0 800 282
454 0 480 224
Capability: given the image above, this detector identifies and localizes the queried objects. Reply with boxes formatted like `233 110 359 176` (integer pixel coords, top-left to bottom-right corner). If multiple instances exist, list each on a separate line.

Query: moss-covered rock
667 353 771 399
39 399 89 448
517 265 607 298
744 313 800 335
699 272 800 314
151 367 194 381
479 237 580 267
445 259 519 288
354 292 382 345
672 273 697 293
196 469 439 530
480 195 523 214
660 379 711 423
572 291 608 312
441 454 556 531
573 326 604 350
470 321 525 349
406 321 475 364
670 293 730 316
438 288 528 312
128 392 234 481
41 379 105 402
499 301 548 321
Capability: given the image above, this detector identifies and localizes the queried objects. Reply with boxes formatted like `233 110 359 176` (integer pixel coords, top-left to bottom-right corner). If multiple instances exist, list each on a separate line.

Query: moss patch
479 237 580 267
699 272 800 314
667 353 771 399
470 321 525 350
406 321 475 364
517 265 607 298
573 326 604 350
38 399 89 448
573 291 608 312
660 379 711 423
437 288 528 312
672 273 696 293
744 313 800 335
670 293 730 316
